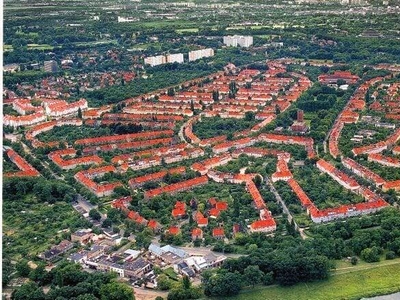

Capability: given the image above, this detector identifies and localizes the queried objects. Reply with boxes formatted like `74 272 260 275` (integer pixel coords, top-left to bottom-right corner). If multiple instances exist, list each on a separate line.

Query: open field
225 261 400 300
176 28 199 34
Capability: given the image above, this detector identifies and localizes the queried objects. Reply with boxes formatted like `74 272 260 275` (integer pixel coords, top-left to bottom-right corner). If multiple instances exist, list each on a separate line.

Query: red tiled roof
212 227 224 237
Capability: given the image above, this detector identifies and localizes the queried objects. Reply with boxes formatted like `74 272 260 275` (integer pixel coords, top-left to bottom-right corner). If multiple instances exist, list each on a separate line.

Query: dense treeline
11 261 135 300
201 207 400 297
3 177 76 204
202 235 332 297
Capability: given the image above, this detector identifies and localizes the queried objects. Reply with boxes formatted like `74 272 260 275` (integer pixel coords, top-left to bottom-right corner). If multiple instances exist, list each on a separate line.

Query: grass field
27 44 54 50
176 28 199 34
225 262 400 300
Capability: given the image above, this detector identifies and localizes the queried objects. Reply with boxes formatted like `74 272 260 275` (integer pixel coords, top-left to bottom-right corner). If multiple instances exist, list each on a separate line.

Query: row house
144 176 209 199
287 178 314 209
102 113 184 122
26 118 82 149
203 110 246 119
86 119 174 130
212 137 256 154
368 153 400 168
124 105 193 117
258 133 315 158
271 159 293 182
220 99 267 107
130 102 201 111
382 180 400 192
318 71 360 85
13 98 42 115
207 170 254 184
128 166 186 189
246 180 267 210
127 210 148 226
126 148 203 172
309 199 388 224
75 129 174 146
191 154 233 175
48 149 103 170
342 157 386 187
126 157 162 171
393 146 400 155
112 143 187 165
184 117 201 144
26 121 56 139
232 147 290 162
82 137 174 155
199 135 227 147
4 148 40 177
352 141 387 156
249 218 276 233
251 115 276 132
42 98 88 118
74 165 123 197
328 122 343 158
316 159 360 191
4 112 46 128
163 148 204 164
82 105 112 119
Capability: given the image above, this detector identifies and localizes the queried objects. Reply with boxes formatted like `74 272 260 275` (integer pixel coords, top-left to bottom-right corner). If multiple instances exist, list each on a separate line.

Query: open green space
192 116 257 139
176 28 199 34
3 193 86 261
27 44 54 50
226 262 400 300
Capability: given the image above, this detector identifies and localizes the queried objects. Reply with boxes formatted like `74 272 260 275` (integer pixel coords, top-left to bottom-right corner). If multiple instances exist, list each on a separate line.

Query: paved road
264 177 307 240
21 142 64 181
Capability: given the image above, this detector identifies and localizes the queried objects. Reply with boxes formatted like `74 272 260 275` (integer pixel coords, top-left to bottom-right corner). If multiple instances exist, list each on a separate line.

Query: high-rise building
166 53 184 64
144 55 167 67
223 35 253 48
44 60 58 73
188 48 214 62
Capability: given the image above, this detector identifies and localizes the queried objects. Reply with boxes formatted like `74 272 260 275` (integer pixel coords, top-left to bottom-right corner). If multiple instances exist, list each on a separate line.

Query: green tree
182 276 191 290
77 107 82 119
100 282 135 300
16 260 31 277
243 265 263 287
89 209 101 221
157 274 172 291
11 282 45 300
361 247 380 263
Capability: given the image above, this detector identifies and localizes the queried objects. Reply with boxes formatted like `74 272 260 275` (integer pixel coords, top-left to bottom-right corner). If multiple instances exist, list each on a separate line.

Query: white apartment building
223 35 253 48
144 55 167 67
188 48 214 62
166 53 184 64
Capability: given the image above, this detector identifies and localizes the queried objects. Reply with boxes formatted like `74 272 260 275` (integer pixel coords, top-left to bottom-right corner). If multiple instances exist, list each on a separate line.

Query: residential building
44 60 58 73
188 48 214 62
223 35 253 47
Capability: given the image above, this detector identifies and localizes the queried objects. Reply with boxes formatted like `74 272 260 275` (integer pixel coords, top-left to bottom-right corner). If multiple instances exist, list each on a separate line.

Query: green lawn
176 28 199 34
226 263 400 300
27 44 54 50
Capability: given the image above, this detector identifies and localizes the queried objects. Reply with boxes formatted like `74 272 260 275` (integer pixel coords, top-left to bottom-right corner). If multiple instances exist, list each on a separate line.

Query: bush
386 251 396 260
361 247 380 263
